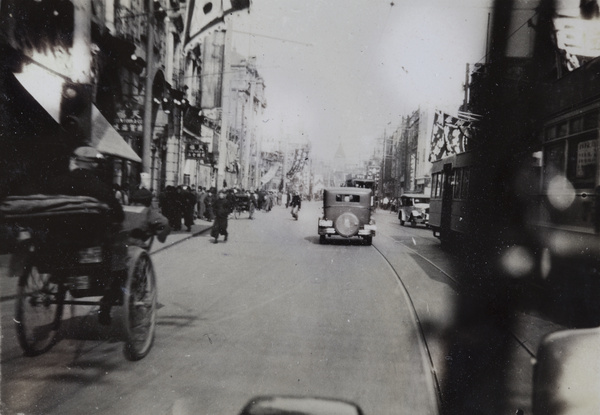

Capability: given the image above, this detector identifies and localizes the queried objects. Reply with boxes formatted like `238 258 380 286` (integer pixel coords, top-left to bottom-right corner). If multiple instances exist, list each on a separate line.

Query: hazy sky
231 0 499 162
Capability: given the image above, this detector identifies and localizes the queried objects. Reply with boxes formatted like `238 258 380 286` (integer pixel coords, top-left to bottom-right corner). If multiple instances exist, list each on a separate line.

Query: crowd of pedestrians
112 183 300 243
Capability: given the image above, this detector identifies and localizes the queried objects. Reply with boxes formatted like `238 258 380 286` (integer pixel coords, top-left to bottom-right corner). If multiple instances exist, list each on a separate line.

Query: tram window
432 173 442 198
542 142 566 190
453 169 463 199
583 111 598 130
567 134 597 188
569 117 582 134
557 121 568 137
461 168 470 199
545 125 556 141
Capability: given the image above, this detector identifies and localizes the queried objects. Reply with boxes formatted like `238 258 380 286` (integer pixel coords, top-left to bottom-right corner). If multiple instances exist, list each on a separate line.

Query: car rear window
335 194 361 202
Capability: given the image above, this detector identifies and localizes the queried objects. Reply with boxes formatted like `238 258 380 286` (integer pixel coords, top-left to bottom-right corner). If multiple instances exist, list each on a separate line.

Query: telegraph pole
142 0 155 176
242 79 255 189
217 16 233 191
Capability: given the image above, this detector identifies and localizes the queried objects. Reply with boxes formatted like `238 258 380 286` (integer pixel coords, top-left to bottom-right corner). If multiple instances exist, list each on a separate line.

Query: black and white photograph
1 0 600 414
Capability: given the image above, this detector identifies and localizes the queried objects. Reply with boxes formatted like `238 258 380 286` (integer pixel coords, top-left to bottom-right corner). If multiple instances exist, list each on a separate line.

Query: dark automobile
318 187 376 245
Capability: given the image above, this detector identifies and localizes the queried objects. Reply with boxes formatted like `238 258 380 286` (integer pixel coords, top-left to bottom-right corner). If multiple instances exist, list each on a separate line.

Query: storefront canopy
11 71 141 163
90 105 141 163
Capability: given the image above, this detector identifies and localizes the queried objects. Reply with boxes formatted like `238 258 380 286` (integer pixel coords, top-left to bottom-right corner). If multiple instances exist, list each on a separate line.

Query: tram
429 68 600 281
429 151 473 241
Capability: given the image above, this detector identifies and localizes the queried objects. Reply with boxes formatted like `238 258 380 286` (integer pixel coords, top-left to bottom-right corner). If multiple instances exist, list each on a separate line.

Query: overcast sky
230 0 500 162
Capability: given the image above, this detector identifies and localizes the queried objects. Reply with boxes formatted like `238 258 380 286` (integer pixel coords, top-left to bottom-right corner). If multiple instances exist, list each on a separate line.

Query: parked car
398 193 430 227
318 187 376 245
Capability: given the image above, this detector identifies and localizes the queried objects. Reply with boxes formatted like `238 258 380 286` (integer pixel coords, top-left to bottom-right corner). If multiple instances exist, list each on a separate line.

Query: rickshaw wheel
122 248 157 361
15 256 65 357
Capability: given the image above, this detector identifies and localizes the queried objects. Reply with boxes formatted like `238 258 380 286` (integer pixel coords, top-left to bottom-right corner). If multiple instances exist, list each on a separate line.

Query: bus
345 176 376 190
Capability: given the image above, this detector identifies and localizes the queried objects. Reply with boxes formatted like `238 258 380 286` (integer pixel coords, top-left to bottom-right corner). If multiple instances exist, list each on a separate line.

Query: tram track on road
371 242 443 414
375 214 539 359
370 223 540 413
390 235 537 358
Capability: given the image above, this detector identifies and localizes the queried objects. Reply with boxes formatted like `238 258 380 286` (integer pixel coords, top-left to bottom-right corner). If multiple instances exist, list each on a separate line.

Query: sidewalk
0 220 213 276
150 219 213 254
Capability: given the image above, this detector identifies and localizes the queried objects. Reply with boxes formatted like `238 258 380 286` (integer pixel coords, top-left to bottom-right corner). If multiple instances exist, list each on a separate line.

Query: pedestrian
290 191 301 220
112 183 128 205
211 190 231 243
197 187 207 220
205 188 215 221
183 186 197 232
172 186 185 231
160 186 178 230
248 190 257 219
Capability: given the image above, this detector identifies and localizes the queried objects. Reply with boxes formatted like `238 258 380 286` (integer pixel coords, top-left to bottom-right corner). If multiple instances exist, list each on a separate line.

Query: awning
183 106 202 139
12 70 141 163
90 106 142 163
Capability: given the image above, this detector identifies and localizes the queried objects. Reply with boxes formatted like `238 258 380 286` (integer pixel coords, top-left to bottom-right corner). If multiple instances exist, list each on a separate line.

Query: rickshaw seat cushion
0 194 113 247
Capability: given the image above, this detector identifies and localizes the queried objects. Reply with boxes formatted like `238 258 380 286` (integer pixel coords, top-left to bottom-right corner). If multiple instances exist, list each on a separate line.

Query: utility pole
217 17 233 191
142 0 155 177
242 79 255 189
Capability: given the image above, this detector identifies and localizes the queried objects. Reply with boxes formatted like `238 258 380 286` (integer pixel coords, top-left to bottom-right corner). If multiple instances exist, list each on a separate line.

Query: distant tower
333 141 346 172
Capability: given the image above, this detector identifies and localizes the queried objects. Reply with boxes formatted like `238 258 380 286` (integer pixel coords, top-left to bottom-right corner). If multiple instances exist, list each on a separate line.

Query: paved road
1 202 440 415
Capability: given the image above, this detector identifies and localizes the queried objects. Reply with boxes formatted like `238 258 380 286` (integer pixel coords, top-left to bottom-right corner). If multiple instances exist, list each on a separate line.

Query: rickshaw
232 192 254 219
0 194 157 361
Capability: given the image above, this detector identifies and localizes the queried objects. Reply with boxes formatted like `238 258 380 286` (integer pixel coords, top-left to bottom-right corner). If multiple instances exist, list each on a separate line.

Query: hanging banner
261 162 281 184
429 110 476 162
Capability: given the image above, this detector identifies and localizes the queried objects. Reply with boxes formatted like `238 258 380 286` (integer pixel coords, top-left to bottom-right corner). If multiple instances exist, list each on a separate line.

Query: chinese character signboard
186 143 205 159
114 107 143 136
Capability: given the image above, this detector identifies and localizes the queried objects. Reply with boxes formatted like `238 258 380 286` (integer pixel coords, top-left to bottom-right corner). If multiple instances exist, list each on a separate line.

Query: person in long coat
211 190 231 243
205 189 215 221
183 186 197 232
197 187 207 220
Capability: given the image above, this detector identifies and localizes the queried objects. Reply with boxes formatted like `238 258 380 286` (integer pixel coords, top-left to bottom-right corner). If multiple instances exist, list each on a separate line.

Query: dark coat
290 195 302 209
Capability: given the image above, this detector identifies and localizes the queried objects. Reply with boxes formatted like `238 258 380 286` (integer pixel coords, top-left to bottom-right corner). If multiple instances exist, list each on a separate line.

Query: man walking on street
290 191 301 220
211 190 231 243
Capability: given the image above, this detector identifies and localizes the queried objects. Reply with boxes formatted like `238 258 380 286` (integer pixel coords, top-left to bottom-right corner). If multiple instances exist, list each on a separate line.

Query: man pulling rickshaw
0 146 170 360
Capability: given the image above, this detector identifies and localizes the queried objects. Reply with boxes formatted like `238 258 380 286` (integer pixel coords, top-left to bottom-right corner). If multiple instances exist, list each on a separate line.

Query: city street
1 200 574 415
1 2 599 414
2 202 442 415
